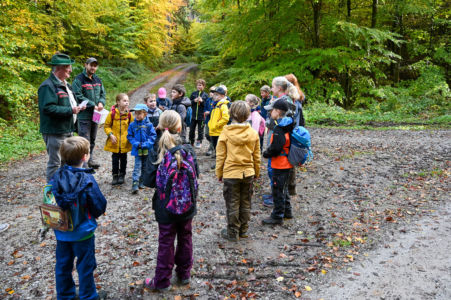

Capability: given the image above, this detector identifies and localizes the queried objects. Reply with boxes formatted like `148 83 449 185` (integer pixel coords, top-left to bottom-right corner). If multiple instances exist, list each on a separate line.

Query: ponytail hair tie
165 128 169 131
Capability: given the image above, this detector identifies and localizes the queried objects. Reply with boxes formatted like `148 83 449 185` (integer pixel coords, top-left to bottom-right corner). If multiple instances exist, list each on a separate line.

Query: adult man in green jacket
72 57 106 169
38 53 84 182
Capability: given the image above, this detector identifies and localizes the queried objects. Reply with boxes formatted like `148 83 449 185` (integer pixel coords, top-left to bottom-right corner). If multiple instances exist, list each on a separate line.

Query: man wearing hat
38 53 85 182
72 57 106 169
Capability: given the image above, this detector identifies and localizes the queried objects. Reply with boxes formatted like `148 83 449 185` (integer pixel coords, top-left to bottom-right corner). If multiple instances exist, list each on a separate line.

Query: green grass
305 101 451 130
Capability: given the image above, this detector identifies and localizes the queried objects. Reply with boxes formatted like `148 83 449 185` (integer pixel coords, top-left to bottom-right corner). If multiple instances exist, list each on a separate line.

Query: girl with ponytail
142 110 199 291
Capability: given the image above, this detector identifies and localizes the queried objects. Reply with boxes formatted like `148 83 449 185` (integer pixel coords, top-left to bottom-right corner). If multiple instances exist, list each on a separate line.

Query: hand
72 106 81 114
205 111 210 116
197 97 203 103
159 105 165 111
110 134 117 144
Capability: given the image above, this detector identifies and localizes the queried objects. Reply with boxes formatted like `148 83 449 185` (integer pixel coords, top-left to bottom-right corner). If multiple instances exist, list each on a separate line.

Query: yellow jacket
216 123 261 179
208 98 230 136
103 108 133 153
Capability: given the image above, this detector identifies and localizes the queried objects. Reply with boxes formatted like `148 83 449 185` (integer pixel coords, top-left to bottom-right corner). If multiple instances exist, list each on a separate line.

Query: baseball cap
130 104 148 112
264 99 289 112
214 87 226 95
85 57 98 65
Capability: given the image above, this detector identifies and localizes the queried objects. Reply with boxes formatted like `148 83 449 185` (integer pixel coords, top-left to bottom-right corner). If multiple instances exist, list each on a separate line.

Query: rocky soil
0 65 450 299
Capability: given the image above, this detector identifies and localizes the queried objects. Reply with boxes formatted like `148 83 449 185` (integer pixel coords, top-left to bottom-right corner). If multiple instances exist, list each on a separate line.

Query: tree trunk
312 0 322 48
371 0 378 28
347 0 351 21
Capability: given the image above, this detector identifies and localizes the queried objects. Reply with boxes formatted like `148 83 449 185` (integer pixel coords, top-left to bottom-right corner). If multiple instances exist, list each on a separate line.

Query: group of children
49 75 305 298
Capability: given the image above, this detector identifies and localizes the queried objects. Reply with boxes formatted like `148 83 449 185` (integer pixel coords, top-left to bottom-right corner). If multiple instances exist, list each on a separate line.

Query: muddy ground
0 66 450 299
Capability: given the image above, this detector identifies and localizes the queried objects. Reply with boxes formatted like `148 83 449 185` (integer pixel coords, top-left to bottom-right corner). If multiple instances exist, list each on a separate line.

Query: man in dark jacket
72 57 106 169
38 53 84 182
189 79 208 148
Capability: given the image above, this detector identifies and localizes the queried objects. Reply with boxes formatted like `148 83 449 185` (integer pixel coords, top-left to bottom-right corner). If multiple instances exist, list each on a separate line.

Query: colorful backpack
156 145 198 216
288 126 313 166
39 184 74 231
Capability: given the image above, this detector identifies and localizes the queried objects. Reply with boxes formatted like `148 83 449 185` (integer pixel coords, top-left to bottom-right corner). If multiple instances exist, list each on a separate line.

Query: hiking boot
144 278 171 292
288 185 296 196
132 181 139 194
195 141 202 149
210 163 216 170
88 158 100 169
111 174 119 185
239 232 249 239
117 173 125 184
262 194 274 207
262 217 283 225
284 211 293 219
221 228 238 242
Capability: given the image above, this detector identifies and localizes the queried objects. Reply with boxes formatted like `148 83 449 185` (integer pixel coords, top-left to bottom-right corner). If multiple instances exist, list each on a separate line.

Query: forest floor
0 64 450 300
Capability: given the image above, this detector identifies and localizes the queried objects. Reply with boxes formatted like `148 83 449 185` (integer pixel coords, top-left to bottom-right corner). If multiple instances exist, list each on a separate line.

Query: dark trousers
153 219 193 289
55 237 97 300
189 119 204 143
211 136 219 151
259 132 264 153
204 123 211 142
112 152 127 175
78 120 98 155
223 176 253 236
271 168 292 219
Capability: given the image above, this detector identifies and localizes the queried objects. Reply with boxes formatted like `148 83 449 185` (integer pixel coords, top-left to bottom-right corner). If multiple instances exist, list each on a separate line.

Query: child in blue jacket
127 103 157 193
50 136 107 300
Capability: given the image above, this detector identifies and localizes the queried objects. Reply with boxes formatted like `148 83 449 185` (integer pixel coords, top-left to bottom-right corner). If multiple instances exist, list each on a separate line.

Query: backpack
156 145 198 217
287 126 313 166
110 104 131 126
38 184 75 231
185 106 193 127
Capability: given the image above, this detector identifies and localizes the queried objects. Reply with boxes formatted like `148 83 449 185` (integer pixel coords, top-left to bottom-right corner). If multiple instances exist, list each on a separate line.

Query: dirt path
0 66 450 299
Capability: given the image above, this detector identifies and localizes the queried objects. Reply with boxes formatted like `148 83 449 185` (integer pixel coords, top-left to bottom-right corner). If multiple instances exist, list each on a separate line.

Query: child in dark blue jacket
127 104 157 193
189 79 208 147
50 136 107 300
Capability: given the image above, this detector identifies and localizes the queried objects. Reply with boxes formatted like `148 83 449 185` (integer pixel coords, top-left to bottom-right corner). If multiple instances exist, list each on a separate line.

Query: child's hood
173 96 192 107
51 165 95 210
223 123 254 145
277 116 294 127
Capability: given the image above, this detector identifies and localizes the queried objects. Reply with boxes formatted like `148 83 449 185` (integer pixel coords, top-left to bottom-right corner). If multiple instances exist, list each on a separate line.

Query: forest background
0 0 449 164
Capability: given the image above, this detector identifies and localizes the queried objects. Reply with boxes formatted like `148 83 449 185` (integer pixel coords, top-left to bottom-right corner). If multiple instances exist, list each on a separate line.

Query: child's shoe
284 210 293 219
262 217 283 225
132 181 139 194
139 178 145 189
111 174 119 185
221 228 238 242
262 194 274 207
176 275 190 286
144 278 170 292
239 231 249 239
117 173 125 184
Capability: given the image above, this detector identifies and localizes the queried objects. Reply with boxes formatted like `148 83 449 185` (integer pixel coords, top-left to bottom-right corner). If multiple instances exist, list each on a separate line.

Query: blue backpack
288 126 313 166
185 106 193 127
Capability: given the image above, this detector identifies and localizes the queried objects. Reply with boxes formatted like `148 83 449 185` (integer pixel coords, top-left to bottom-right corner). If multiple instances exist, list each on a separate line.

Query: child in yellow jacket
104 93 133 185
208 86 229 169
216 101 261 241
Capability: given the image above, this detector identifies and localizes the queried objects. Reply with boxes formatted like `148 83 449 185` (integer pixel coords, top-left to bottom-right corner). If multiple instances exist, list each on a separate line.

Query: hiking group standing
38 52 310 298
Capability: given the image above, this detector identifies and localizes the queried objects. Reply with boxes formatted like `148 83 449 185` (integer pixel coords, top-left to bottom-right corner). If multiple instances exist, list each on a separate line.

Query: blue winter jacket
127 118 157 156
51 165 107 241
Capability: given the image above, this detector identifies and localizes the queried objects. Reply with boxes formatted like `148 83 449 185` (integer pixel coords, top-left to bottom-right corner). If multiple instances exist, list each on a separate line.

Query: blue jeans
132 155 148 182
55 236 97 300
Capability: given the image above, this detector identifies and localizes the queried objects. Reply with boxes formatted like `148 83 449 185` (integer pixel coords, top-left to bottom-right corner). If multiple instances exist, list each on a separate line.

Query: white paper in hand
79 100 89 108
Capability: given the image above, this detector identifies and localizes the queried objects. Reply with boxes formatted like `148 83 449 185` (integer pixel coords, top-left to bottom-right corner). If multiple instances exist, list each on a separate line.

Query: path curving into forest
0 64 450 299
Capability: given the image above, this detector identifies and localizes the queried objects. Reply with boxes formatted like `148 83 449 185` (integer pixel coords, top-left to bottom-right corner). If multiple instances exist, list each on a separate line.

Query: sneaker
195 141 201 148
262 217 283 225
88 159 100 169
210 163 216 170
144 278 170 292
221 228 238 242
132 181 139 194
0 223 10 233
239 232 249 239
138 180 145 189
